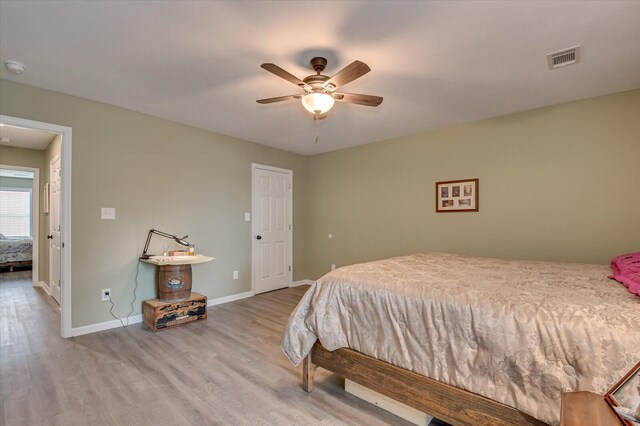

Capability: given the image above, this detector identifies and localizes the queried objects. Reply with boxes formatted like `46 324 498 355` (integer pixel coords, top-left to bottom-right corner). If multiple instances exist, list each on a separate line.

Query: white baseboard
207 290 254 307
71 314 143 337
291 279 314 287
70 290 256 337
37 280 51 295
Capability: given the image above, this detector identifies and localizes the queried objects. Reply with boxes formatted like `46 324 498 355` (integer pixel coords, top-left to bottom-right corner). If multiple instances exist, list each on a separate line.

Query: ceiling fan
256 57 383 120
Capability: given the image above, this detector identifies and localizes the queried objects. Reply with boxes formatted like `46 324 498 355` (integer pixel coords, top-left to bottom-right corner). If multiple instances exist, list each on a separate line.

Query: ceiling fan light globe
301 92 335 115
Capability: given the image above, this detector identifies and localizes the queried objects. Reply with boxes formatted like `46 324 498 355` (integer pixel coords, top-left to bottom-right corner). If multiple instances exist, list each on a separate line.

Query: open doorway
0 115 72 338
0 166 39 281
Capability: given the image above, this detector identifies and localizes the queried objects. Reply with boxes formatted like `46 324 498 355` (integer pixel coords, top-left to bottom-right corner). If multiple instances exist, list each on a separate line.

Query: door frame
0 165 39 289
250 163 293 294
1 115 73 338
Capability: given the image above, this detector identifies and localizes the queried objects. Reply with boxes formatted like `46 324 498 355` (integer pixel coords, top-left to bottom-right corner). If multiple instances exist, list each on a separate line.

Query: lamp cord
107 258 141 328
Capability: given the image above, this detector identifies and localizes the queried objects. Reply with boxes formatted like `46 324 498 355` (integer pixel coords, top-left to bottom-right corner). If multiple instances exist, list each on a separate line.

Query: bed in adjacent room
282 253 640 426
0 235 33 271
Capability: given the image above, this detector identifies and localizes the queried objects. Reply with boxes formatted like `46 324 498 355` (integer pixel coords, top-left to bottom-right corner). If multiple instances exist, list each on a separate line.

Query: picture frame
605 361 640 426
43 182 50 214
436 178 479 213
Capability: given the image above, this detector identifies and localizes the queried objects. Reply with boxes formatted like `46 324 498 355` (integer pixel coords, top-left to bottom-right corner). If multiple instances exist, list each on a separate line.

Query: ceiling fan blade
261 63 311 91
323 61 371 91
333 92 383 107
256 95 301 104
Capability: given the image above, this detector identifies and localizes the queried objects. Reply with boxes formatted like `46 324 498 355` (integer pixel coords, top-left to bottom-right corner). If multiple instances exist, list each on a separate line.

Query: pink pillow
609 252 640 296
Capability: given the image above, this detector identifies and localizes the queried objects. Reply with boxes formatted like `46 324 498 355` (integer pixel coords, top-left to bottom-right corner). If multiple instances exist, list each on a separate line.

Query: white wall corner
291 279 314 287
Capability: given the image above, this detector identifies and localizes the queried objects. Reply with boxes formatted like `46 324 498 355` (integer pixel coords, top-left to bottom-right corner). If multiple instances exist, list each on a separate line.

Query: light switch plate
101 207 115 220
233 270 239 280
244 212 251 222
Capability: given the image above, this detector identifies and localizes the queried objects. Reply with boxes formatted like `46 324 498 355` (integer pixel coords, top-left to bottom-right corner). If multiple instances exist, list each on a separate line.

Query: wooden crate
143 292 207 332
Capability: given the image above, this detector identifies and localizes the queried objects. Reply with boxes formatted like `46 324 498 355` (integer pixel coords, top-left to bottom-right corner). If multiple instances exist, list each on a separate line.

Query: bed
0 236 33 271
282 253 640 426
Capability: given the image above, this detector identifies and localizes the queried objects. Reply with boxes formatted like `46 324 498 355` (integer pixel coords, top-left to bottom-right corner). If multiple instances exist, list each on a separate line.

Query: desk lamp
140 229 189 259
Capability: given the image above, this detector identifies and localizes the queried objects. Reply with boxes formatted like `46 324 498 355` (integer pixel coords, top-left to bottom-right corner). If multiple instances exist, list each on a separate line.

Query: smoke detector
4 61 26 75
547 46 581 70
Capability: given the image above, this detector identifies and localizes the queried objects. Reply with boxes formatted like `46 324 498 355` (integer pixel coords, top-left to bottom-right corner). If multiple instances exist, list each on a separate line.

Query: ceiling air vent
547 46 581 70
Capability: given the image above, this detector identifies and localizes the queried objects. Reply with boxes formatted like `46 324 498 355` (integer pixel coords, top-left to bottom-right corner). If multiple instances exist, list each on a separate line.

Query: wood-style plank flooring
1 272 414 425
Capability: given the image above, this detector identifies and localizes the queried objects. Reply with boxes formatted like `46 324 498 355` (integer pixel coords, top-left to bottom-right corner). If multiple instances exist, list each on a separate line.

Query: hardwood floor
1 274 414 425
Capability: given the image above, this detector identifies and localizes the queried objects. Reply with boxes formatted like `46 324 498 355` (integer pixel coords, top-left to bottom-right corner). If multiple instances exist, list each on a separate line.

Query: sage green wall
0 146 46 278
305 89 640 279
3 77 638 328
0 79 309 328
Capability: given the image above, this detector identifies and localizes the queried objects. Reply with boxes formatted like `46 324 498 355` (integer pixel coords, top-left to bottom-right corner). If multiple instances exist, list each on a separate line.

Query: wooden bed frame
303 342 547 426
0 260 32 272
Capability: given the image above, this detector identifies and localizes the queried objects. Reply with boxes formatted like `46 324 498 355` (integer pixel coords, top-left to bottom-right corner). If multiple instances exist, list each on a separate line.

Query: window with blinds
0 188 32 238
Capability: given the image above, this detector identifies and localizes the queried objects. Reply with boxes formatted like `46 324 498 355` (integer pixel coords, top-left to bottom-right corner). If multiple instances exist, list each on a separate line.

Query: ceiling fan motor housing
303 74 330 91
310 57 327 74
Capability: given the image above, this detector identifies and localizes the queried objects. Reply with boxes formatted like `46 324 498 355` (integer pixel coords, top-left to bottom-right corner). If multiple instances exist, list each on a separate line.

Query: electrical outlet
331 264 336 271
101 288 111 301
233 270 239 280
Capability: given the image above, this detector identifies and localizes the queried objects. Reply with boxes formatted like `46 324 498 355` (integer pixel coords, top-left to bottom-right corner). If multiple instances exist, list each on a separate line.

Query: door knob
256 235 262 240
47 235 53 240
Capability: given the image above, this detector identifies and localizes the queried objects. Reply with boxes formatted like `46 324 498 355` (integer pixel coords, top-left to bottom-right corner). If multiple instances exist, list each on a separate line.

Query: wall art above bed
436 178 479 212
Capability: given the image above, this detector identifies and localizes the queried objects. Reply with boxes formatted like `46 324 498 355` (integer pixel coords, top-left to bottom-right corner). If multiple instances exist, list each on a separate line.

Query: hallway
0 271 59 350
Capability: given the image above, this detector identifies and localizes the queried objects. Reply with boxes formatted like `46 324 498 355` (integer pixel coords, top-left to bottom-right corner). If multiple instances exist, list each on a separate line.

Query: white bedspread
281 253 640 425
0 238 32 264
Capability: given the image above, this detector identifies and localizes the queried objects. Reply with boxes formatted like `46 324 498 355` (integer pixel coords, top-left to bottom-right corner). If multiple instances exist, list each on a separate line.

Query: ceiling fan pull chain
314 115 320 143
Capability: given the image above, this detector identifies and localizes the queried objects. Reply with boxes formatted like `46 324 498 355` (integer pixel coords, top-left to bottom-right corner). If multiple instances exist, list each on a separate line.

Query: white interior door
49 155 61 304
252 165 292 294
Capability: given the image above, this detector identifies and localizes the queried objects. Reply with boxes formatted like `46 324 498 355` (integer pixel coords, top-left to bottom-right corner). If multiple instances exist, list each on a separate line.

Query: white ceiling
1 1 639 156
0 124 57 150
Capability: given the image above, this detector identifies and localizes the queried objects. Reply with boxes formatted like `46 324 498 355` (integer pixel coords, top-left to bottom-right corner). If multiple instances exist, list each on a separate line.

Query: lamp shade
301 92 335 114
